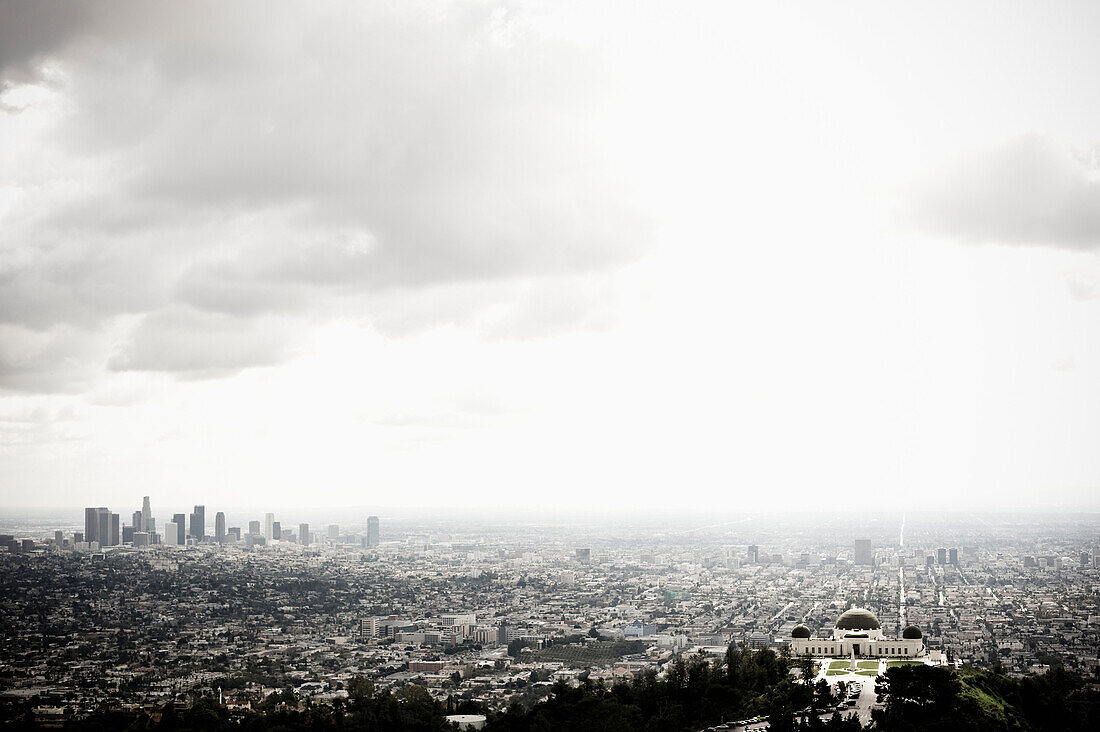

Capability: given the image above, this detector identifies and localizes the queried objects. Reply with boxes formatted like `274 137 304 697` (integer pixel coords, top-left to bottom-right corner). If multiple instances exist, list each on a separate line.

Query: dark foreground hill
5 647 1097 731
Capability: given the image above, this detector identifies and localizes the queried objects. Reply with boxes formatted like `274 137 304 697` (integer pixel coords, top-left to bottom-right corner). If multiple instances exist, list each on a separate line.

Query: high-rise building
248 520 260 535
141 496 151 532
85 507 108 545
265 513 275 542
272 521 281 540
123 525 135 544
747 544 760 564
109 513 120 546
190 505 205 540
164 521 179 546
937 547 947 565
173 514 186 544
132 511 143 533
227 527 241 542
367 516 380 548
300 523 310 547
84 507 97 544
948 548 959 565
215 512 226 543
854 539 873 566
97 511 110 547
328 524 339 540
54 530 64 546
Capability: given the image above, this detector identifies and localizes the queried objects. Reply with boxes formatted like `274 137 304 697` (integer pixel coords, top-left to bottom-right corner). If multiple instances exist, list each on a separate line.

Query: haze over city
2 4 1100 731
3 2 1100 513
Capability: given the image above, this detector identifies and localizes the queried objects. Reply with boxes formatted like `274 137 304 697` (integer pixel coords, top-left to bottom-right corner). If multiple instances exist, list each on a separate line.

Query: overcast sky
2 0 1099 512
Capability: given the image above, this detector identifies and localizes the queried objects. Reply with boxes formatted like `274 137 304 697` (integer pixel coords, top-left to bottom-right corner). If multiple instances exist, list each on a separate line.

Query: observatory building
789 607 924 658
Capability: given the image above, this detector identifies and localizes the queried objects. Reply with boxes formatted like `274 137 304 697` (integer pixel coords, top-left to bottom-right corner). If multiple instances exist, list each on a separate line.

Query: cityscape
1 506 1097 729
3 0 1100 730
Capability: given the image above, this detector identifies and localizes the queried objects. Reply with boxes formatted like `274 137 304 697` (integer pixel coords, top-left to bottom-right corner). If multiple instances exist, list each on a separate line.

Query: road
898 567 906 627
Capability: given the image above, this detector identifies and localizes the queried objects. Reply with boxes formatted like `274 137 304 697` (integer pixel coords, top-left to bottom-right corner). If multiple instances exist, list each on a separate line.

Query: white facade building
789 608 925 658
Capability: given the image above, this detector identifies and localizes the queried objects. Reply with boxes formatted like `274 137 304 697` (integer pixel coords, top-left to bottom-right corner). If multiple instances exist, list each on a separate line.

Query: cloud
0 324 106 393
107 307 300 378
0 0 96 85
0 1 653 392
915 135 1100 249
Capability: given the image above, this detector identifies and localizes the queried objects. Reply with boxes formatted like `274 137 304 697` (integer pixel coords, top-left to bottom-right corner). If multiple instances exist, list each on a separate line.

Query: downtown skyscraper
190 505 205 541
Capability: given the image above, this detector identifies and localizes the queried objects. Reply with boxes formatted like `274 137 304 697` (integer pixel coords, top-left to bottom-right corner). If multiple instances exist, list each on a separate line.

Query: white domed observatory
789 607 924 658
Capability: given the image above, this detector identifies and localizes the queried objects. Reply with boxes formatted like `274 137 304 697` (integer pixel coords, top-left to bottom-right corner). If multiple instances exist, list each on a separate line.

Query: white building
789 608 924 658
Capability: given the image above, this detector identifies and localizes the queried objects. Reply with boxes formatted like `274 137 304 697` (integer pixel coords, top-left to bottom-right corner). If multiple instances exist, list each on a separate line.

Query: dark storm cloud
916 135 1100 249
0 1 653 390
0 0 95 84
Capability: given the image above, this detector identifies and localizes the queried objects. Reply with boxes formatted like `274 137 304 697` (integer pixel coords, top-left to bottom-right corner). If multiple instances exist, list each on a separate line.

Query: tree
347 676 375 703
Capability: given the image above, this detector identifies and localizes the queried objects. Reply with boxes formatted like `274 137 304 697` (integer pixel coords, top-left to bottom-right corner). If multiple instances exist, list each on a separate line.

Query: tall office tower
191 505 205 540
328 524 339 540
937 547 947 565
747 544 759 564
97 510 110 547
141 496 151 532
948 548 959 565
854 539 873 566
54 530 64 545
248 520 260 535
265 513 275 542
109 513 120 546
272 521 281 540
74 532 84 544
300 523 310 546
172 514 186 544
85 507 108 544
367 516 379 548
228 527 241 541
123 525 135 544
164 521 179 546
132 511 143 532
215 512 226 543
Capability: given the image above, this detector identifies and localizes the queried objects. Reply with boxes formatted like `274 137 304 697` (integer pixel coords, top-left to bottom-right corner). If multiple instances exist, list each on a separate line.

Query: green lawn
828 660 879 670
886 660 924 668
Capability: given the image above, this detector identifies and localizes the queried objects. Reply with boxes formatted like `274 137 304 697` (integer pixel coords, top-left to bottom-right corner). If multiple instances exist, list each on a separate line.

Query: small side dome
791 625 811 639
902 625 922 639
